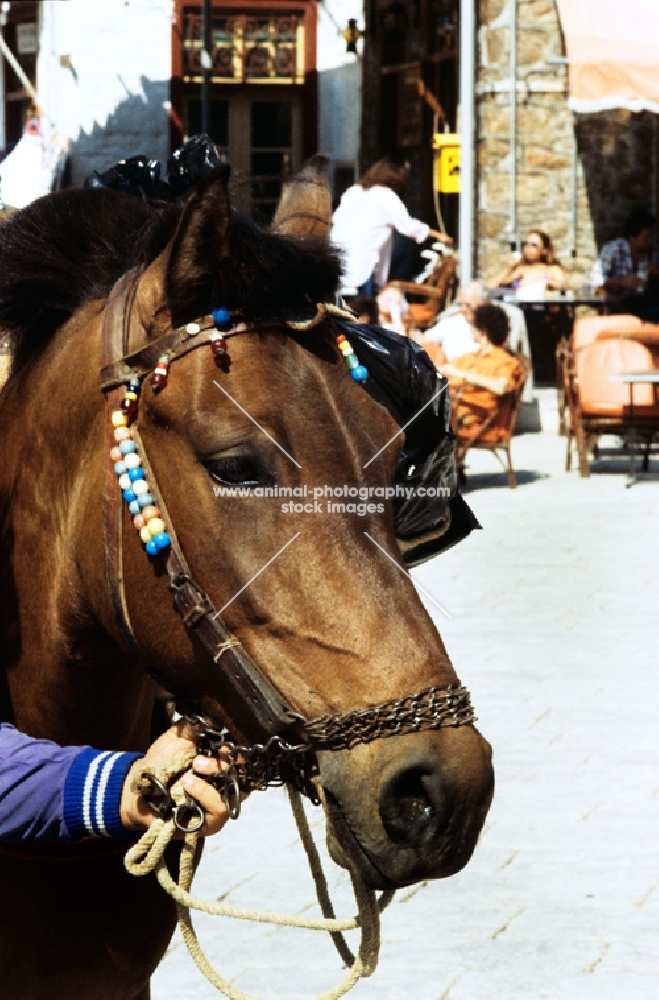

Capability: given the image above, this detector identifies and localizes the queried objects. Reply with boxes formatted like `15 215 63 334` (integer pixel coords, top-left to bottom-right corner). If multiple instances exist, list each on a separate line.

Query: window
182 10 305 84
250 101 293 222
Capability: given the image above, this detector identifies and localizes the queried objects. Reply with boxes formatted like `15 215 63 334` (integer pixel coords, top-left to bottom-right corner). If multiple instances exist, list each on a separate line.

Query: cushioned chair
386 252 458 331
572 313 644 350
452 352 530 489
564 337 659 476
558 314 649 436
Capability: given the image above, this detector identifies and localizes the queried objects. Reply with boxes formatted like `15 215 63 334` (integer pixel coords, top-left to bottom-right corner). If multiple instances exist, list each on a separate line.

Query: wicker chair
558 314 650 438
563 337 659 476
386 252 458 332
452 352 530 489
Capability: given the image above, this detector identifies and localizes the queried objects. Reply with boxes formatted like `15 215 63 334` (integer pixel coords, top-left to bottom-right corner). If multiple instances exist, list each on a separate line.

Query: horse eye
205 456 270 488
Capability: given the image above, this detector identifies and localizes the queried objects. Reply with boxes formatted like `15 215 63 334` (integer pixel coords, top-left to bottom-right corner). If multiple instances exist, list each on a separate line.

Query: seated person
420 281 483 363
441 303 523 436
590 208 659 321
488 229 566 293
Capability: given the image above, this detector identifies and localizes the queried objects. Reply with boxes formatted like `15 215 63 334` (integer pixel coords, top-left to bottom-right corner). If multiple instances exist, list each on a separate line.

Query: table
488 291 625 385
609 370 659 485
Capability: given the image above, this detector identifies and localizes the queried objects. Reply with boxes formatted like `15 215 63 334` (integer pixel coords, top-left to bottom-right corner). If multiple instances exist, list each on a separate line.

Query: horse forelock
215 212 342 320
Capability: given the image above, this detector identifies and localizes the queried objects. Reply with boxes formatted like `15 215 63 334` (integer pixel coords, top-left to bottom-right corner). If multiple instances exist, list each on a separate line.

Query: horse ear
164 162 232 321
270 154 331 239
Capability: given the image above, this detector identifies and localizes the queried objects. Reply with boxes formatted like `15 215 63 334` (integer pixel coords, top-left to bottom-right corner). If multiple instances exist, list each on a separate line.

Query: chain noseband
100 269 476 809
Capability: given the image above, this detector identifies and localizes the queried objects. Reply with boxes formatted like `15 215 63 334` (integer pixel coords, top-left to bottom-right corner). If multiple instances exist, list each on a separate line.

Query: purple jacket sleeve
0 722 142 843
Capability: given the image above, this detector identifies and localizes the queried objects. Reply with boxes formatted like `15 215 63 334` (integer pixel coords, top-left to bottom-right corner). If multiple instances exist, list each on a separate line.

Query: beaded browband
100 268 474 766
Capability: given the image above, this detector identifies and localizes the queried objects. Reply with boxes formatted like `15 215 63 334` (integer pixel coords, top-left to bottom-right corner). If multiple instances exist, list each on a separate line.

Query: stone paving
152 390 659 1000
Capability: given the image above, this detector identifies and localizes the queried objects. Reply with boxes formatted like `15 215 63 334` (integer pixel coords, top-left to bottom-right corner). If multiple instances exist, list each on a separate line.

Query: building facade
357 0 659 285
0 0 656 284
476 0 659 286
360 0 460 228
0 0 358 222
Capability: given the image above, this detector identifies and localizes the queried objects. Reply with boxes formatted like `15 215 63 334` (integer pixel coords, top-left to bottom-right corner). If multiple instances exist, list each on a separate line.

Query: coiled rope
285 302 357 332
124 753 393 1000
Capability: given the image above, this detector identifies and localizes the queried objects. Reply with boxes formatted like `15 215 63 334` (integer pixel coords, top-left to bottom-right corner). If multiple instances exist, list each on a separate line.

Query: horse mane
0 188 179 373
0 186 341 376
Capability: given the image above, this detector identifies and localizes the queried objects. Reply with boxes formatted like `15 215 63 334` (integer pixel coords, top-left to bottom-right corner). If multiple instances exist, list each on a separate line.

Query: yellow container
432 133 461 194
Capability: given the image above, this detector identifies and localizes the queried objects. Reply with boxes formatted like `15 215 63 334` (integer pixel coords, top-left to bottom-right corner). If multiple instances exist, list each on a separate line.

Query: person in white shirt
421 282 482 361
330 158 443 298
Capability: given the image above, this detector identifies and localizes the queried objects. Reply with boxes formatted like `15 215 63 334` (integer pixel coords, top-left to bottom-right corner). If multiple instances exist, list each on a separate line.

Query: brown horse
0 161 493 999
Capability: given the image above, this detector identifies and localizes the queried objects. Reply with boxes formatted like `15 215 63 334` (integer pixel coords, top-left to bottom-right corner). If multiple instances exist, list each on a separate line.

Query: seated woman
442 303 523 435
489 229 566 292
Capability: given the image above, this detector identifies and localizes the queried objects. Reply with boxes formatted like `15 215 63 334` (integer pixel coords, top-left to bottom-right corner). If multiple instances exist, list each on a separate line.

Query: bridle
100 268 475 813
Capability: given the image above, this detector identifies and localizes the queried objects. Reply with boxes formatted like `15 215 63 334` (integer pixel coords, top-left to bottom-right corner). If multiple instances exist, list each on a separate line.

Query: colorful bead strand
109 377 172 557
150 356 170 392
336 333 368 382
210 306 231 369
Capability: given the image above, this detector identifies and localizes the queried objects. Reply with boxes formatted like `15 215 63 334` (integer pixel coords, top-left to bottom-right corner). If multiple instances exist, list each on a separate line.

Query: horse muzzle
316 726 494 889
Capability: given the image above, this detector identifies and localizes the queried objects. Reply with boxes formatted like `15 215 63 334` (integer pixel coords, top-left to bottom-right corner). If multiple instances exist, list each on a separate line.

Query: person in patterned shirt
593 208 659 320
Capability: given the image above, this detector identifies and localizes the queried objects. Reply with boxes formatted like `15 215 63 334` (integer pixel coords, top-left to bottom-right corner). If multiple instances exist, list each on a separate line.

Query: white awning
555 0 659 114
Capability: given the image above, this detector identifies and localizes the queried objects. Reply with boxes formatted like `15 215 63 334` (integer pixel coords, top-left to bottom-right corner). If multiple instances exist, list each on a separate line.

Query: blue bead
145 539 158 556
128 500 141 515
153 532 171 551
351 365 369 382
114 460 127 476
122 487 137 503
119 439 137 455
212 306 231 327
137 492 155 508
128 466 144 482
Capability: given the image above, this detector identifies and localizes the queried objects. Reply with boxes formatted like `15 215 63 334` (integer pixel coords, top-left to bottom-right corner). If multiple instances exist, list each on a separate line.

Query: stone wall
476 0 659 288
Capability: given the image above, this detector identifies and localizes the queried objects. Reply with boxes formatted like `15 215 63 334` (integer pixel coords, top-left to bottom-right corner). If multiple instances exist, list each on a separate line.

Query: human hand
120 721 241 837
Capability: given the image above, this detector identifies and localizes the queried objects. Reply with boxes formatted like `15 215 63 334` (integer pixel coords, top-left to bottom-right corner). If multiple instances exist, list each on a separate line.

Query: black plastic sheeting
335 320 480 567
84 135 221 201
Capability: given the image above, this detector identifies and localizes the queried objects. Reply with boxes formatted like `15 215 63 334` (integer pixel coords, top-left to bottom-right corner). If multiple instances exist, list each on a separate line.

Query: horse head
0 158 493 891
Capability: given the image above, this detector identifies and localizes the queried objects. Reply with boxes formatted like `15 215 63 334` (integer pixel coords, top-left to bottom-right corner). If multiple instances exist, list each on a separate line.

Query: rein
100 269 476 805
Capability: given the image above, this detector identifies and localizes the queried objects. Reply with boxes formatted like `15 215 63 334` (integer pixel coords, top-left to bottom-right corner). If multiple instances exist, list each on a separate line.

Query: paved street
152 390 658 1000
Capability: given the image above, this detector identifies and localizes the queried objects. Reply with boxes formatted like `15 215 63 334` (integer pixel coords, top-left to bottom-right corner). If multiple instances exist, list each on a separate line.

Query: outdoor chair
563 337 659 476
572 313 645 351
386 251 458 332
558 314 648 438
452 352 530 489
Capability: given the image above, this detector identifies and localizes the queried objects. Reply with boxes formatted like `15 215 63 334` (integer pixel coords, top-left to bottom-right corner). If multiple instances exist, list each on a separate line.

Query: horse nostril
379 764 447 848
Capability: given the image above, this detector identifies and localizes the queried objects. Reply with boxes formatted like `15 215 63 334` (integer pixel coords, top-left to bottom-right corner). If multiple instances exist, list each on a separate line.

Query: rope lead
124 757 391 1000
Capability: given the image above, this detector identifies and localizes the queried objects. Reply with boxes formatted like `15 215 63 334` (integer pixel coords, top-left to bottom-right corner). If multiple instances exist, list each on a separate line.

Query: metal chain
304 685 475 752
175 685 474 820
